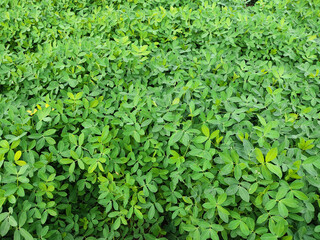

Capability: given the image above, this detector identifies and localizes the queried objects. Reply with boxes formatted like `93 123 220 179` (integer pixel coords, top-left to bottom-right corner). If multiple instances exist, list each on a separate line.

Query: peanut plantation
0 0 320 239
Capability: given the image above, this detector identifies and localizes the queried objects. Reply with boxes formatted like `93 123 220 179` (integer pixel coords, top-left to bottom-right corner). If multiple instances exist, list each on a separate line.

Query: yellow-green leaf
201 125 210 138
14 151 22 161
255 148 264 164
172 98 180 105
16 161 27 166
266 148 277 162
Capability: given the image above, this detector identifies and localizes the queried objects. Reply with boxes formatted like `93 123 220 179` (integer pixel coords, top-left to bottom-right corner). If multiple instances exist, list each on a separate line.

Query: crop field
0 0 320 239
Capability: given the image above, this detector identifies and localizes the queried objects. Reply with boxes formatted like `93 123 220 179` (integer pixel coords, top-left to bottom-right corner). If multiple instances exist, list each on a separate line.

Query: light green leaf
210 130 220 139
257 213 268 224
266 163 282 178
59 158 73 164
217 193 227 204
172 98 180 105
43 129 56 136
168 130 183 146
88 162 98 173
292 190 308 200
19 228 34 240
281 198 299 208
240 221 250 236
113 217 121 230
133 131 140 143
47 209 57 217
261 233 277 240
278 202 288 218
148 205 155 220
220 163 233 176
266 148 278 162
134 208 143 220
238 187 250 202
255 148 264 164
228 220 240 230
217 205 229 223
0 219 10 236
201 125 210 138
193 136 208 143
45 137 56 145
19 212 27 227
8 216 17 227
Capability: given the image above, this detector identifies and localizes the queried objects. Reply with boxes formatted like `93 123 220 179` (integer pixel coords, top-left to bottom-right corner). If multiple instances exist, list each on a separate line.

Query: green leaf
168 130 183 146
59 158 73 164
113 217 121 230
220 163 233 176
255 148 264 164
47 209 57 217
0 212 9 222
43 129 56 136
217 205 229 223
148 184 157 193
257 213 269 224
88 162 98 173
210 130 219 139
193 136 208 143
134 208 143 220
276 187 288 200
182 224 197 232
257 114 267 126
133 131 140 143
155 203 164 213
69 134 78 145
274 218 286 237
19 212 27 227
292 190 308 200
8 216 17 227
234 165 242 180
148 205 155 220
0 219 10 236
19 228 34 240
45 137 56 145
193 229 201 240
278 201 288 218
266 148 278 162
70 150 79 159
217 193 227 204
14 151 22 161
228 220 240 230
266 163 282 178
210 230 219 240
261 233 277 240
0 140 9 149
108 212 120 218
78 133 85 146
172 98 180 105
0 148 9 154
249 182 258 194
238 187 250 202
281 198 299 208
201 125 210 138
219 152 233 163
240 221 250 236
265 200 277 210
203 202 215 209
78 159 84 169
14 229 21 240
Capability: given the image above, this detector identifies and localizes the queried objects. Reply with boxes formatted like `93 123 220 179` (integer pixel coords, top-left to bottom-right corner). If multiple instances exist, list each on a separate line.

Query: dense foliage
0 0 320 239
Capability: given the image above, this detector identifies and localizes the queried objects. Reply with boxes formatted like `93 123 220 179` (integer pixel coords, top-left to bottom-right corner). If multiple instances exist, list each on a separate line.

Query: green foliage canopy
0 0 320 239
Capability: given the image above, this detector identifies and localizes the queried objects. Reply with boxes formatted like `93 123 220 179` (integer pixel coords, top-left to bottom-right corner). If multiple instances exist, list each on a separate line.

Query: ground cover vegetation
0 0 320 239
